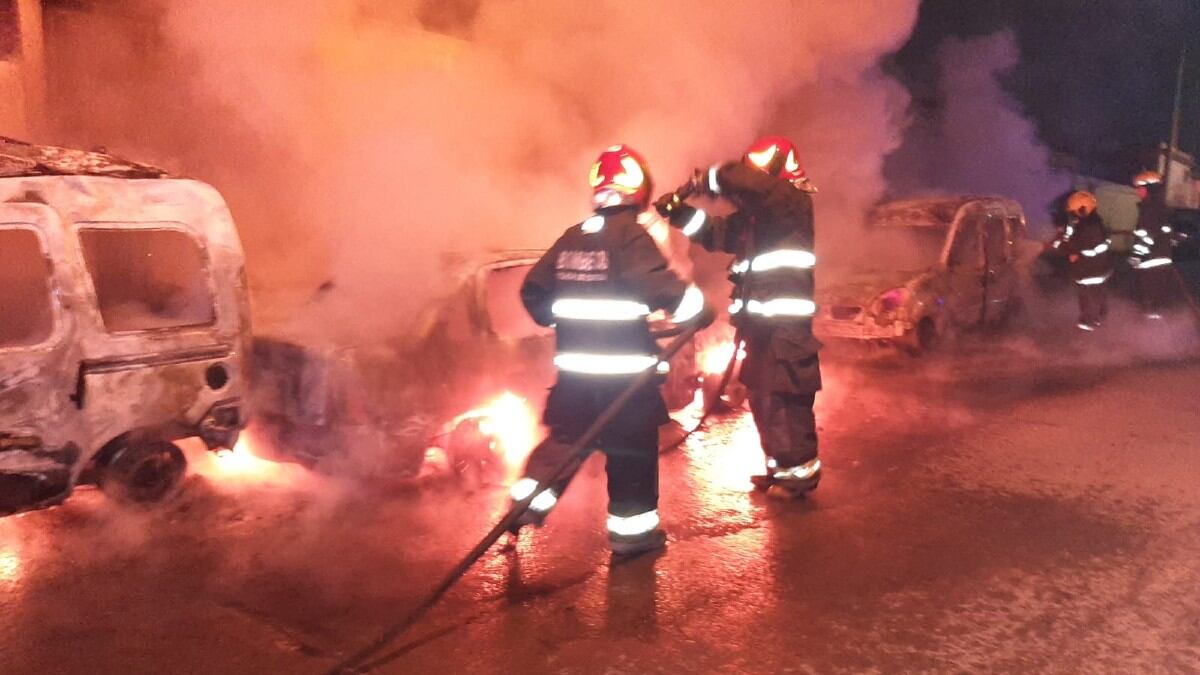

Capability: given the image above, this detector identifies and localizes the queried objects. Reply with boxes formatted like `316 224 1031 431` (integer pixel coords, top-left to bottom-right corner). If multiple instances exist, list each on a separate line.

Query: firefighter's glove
685 168 709 196
654 192 683 219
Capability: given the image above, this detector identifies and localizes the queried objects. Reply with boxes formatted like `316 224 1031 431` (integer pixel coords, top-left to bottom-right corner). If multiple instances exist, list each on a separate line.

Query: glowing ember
699 340 746 376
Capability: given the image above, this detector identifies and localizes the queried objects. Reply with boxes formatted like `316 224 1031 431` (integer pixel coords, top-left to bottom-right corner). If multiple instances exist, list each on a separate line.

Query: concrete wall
1159 153 1200 210
0 59 26 135
0 0 44 138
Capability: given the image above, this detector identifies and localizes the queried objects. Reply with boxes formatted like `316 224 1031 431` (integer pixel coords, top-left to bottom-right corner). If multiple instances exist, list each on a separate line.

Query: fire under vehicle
0 138 249 516
815 196 1027 353
252 250 701 483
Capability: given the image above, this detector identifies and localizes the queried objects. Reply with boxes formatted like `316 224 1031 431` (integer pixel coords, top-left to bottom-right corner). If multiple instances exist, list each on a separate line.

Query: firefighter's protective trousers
667 161 822 475
515 205 689 536
519 374 663 519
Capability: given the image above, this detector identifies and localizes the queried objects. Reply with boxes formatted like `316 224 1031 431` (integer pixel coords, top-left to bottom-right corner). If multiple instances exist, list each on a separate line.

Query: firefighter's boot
607 510 666 557
507 478 557 533
609 528 667 557
765 458 821 500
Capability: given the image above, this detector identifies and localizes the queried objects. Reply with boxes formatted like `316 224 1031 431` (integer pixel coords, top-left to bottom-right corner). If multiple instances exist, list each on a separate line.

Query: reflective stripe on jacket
521 206 688 377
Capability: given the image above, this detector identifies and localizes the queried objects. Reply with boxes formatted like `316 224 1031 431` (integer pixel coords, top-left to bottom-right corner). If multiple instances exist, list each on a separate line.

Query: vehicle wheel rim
127 450 183 501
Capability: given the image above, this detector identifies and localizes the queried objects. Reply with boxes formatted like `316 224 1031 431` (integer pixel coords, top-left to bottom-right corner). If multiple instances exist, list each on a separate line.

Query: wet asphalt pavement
3 299 1200 674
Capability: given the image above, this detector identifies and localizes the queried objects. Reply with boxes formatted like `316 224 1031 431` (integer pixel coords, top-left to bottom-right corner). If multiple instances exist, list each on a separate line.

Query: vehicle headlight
869 287 911 323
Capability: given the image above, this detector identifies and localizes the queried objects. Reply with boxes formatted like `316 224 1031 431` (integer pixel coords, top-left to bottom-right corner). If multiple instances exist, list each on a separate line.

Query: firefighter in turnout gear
509 145 708 556
1049 191 1113 331
655 135 822 499
1131 171 1175 319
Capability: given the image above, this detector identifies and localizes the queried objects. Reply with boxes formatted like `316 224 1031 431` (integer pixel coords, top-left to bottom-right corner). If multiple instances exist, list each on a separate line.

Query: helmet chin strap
592 189 627 209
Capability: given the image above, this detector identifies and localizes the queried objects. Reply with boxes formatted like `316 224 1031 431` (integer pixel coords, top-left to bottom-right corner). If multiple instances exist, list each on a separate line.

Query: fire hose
325 318 711 675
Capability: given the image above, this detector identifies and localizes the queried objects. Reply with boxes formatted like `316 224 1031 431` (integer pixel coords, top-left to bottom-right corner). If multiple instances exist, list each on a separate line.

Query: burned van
815 196 1027 353
0 139 249 515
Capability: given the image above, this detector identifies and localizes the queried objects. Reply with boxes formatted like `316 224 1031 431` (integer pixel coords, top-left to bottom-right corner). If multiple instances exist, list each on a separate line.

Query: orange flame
187 429 307 487
698 340 745 376
446 391 540 475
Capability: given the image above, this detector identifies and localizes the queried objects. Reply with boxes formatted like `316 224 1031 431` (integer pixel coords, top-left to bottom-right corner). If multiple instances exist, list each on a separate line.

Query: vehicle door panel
0 206 86 512
944 211 986 326
71 224 238 440
982 215 1017 321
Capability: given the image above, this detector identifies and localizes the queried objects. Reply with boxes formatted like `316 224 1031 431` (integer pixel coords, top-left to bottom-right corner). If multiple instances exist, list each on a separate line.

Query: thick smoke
34 0 920 343
886 30 1069 235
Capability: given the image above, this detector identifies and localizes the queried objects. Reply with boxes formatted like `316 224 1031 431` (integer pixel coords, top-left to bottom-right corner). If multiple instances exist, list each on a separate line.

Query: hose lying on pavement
325 319 708 675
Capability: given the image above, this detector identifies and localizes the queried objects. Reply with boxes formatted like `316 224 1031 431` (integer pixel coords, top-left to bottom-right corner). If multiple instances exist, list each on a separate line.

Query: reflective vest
522 208 692 376
671 162 817 324
727 248 817 319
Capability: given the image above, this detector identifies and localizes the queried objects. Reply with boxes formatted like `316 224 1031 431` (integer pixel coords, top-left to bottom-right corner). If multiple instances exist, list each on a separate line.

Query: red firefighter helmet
589 145 653 210
1132 170 1163 187
1132 170 1163 200
743 135 817 193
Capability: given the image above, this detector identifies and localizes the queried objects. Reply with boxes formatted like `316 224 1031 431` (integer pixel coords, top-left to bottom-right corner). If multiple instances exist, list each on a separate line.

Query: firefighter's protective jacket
1052 212 1113 284
1132 195 1174 270
666 161 821 393
521 205 689 429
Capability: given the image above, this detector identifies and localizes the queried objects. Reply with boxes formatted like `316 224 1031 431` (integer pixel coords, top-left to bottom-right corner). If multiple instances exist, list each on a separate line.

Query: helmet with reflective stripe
743 135 816 193
1132 170 1163 187
590 144 653 210
1066 190 1097 217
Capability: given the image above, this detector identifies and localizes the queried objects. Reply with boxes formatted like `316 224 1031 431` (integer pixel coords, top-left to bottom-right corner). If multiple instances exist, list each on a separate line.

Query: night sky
890 0 1200 182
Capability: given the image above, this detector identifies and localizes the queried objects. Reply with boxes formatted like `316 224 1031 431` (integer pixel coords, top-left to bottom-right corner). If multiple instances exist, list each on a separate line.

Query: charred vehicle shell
252 250 699 481
0 139 250 515
815 197 1026 352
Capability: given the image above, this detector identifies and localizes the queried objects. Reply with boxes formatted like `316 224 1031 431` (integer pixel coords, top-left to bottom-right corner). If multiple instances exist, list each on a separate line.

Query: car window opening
0 228 56 348
78 227 217 332
486 264 552 340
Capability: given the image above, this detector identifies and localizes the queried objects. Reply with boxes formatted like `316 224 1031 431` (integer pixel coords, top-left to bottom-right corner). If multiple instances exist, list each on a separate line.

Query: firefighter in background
655 136 822 499
1130 171 1175 319
509 145 708 557
1049 191 1113 331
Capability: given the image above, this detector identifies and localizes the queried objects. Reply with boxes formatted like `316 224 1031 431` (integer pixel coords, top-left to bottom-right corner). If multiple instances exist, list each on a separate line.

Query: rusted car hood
819 269 929 306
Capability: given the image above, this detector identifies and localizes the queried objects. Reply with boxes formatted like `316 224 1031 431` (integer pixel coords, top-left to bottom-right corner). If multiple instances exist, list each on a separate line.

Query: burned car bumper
814 308 912 341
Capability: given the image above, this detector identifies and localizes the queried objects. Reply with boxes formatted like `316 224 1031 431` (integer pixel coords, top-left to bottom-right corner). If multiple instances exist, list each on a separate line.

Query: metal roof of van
869 195 1024 228
0 137 168 179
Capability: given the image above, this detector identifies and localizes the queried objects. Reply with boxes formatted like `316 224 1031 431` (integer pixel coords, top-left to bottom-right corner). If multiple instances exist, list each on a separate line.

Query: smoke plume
885 30 1070 235
34 0 920 343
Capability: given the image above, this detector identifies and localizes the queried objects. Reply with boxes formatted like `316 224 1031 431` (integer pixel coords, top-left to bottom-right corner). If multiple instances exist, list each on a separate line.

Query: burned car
252 250 700 483
0 138 250 515
815 197 1026 352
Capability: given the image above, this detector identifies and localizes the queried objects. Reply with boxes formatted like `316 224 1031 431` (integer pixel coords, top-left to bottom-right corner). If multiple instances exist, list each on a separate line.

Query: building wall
0 0 44 138
1158 148 1200 209
0 60 26 134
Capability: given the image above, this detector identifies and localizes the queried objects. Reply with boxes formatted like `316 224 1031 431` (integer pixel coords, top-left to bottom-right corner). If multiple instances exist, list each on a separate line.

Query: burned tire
99 440 187 504
902 318 939 356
